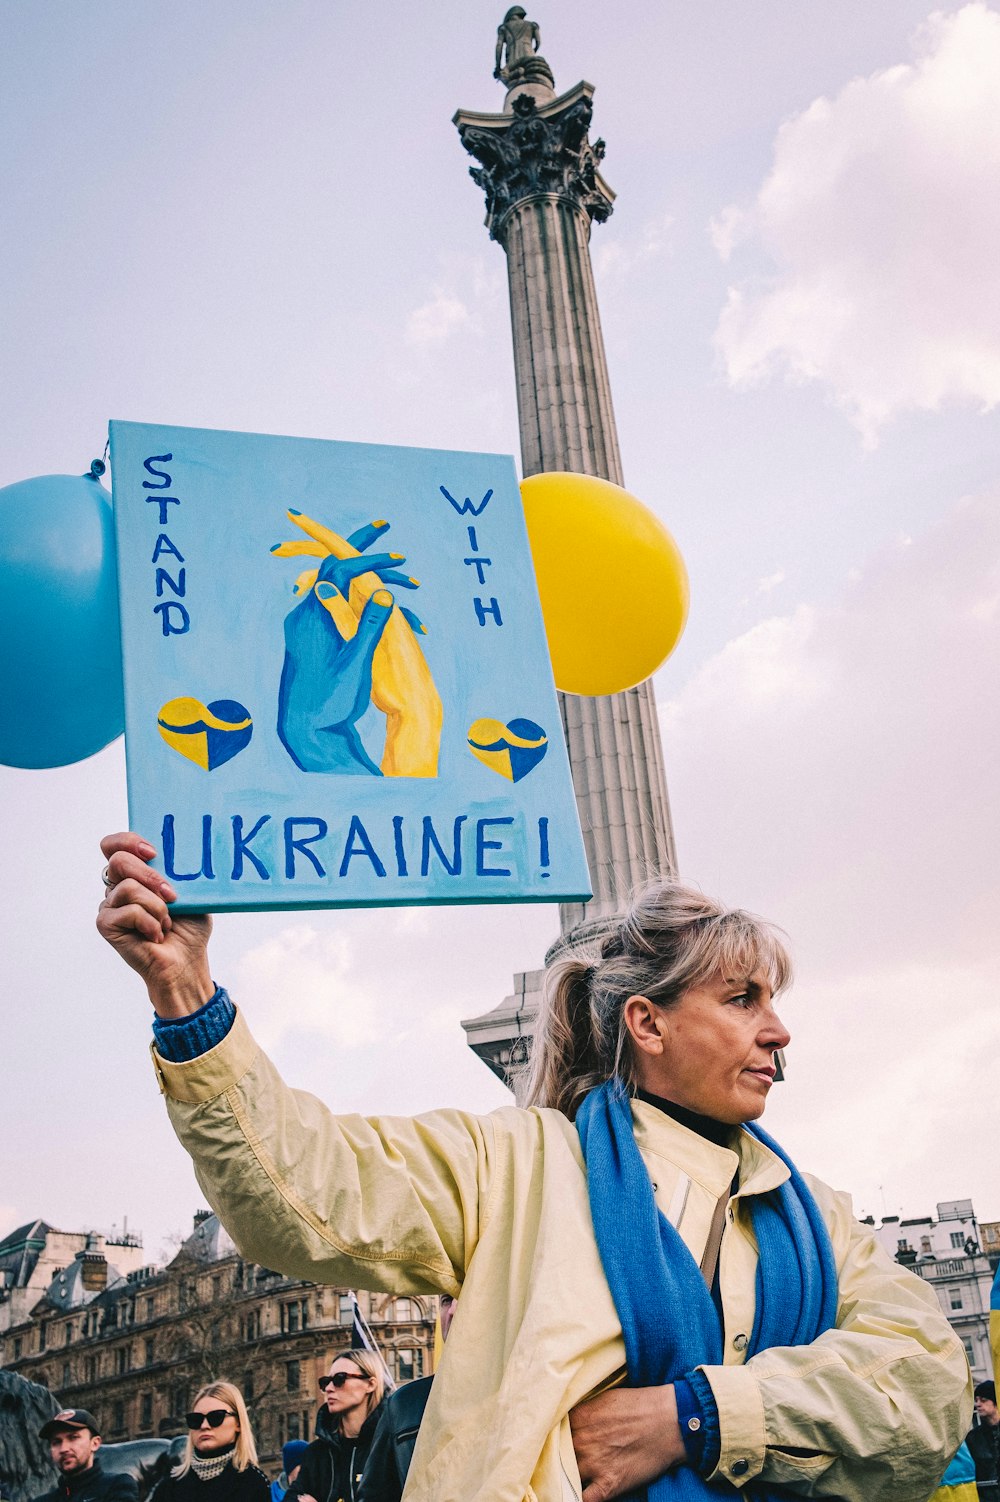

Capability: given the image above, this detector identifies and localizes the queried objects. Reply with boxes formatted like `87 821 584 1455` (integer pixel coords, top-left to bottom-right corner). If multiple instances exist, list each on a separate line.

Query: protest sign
110 420 591 912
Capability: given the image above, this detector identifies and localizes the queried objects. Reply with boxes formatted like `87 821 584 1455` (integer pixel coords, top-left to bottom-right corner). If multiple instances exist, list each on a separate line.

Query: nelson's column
456 10 678 1085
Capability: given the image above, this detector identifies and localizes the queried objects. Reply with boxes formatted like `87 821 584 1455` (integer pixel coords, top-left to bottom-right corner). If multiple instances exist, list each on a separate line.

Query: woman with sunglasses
156 1383 269 1502
99 834 971 1502
287 1353 385 1502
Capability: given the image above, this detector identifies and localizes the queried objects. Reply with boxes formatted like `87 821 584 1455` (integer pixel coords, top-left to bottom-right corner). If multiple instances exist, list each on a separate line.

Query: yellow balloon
520 472 689 697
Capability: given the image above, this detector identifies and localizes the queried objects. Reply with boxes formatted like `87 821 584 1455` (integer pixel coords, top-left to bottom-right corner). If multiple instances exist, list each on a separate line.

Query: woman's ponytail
523 957 609 1119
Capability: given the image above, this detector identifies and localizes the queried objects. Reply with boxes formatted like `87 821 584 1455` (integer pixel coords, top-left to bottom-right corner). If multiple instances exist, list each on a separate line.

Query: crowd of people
32 831 985 1501
18 1360 1000 1502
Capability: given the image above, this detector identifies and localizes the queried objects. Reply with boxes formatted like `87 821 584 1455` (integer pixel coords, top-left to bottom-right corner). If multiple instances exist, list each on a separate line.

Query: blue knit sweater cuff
152 986 236 1062
678 1370 721 1475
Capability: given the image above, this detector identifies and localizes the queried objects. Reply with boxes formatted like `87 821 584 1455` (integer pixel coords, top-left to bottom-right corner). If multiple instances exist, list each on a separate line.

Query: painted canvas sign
109 420 591 912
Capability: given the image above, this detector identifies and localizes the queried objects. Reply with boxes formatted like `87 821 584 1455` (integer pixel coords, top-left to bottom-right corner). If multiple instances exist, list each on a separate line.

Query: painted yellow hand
272 510 442 777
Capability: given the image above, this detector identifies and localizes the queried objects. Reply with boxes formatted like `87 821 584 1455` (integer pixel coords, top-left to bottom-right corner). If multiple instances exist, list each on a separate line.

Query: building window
116 1346 130 1375
242 1309 262 1342
963 1338 976 1365
140 1392 153 1430
113 1401 125 1433
950 1232 965 1249
286 1361 300 1393
86 1355 98 1383
13 1338 21 1361
286 1414 301 1441
920 1237 932 1253
62 1361 71 1387
64 1323 73 1346
338 1295 354 1325
281 1300 308 1334
951 1289 964 1309
145 1296 155 1320
394 1299 413 1322
173 1386 189 1421
244 1371 255 1404
396 1349 421 1382
145 1336 155 1366
213 1276 221 1300
302 1412 310 1441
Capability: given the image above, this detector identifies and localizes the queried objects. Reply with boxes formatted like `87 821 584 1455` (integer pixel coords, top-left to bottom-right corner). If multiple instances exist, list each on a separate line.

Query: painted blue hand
272 515 440 777
277 584 394 774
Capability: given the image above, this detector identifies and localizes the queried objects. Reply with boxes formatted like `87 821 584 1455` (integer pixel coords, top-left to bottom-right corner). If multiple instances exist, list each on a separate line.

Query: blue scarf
576 1080 838 1501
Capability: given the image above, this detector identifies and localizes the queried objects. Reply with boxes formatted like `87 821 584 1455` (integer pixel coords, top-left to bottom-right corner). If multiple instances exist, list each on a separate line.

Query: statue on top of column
494 7 555 96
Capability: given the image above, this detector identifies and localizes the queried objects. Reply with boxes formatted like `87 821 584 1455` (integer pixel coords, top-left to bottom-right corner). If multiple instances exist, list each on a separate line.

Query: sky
1 0 998 1264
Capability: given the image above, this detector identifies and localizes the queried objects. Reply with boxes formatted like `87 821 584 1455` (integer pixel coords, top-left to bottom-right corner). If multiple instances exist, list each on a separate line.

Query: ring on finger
101 864 115 889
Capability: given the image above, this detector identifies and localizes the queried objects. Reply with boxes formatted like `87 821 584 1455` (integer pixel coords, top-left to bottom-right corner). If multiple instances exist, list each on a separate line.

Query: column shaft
500 195 677 935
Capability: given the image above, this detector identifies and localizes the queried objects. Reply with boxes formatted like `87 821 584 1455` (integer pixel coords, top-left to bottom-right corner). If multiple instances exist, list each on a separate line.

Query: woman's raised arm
96 831 215 1016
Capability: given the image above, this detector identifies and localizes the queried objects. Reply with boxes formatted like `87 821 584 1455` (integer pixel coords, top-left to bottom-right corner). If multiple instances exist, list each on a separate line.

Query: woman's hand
569 1385 686 1502
96 831 214 1018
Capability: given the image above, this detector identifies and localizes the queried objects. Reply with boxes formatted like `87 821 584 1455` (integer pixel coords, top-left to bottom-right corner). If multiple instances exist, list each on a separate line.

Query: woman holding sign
98 833 970 1502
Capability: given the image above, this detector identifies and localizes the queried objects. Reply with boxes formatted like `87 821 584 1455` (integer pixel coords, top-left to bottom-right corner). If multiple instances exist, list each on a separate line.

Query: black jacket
356 1379 432 1502
34 1458 138 1502
288 1405 384 1502
968 1422 1000 1497
153 1460 270 1502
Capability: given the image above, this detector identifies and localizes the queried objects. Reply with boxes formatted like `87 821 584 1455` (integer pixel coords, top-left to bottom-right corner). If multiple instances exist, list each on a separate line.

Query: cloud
405 259 505 347
594 212 674 284
234 924 381 1050
659 491 1000 1209
712 3 1000 443
757 569 786 594
406 290 473 347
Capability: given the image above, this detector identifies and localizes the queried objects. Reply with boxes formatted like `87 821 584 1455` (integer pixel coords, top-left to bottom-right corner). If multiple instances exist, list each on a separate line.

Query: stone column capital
454 83 614 241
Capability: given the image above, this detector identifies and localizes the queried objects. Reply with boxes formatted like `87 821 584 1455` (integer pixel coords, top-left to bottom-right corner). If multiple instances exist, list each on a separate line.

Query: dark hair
523 880 792 1120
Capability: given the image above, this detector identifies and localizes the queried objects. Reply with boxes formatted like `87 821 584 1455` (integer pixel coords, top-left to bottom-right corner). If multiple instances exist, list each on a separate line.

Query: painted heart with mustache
467 717 548 782
158 696 253 770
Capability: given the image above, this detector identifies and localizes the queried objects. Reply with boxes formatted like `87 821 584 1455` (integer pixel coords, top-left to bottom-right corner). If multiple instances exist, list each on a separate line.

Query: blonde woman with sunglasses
287 1352 385 1502
156 1383 268 1502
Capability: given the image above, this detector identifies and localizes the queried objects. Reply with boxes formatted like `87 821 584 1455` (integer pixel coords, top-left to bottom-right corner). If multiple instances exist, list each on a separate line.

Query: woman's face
636 967 791 1124
189 1395 240 1454
321 1359 375 1424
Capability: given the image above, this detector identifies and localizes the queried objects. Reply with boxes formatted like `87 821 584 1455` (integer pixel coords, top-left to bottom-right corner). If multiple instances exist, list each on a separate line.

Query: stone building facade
868 1198 994 1382
0 1214 435 1465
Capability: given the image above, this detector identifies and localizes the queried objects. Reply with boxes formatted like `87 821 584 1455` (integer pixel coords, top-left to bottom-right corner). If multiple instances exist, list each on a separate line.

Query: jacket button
731 1459 749 1476
732 1332 748 1351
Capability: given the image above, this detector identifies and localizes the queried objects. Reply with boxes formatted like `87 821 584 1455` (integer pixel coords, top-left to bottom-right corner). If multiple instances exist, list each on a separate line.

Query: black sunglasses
318 1372 363 1390
186 1409 236 1430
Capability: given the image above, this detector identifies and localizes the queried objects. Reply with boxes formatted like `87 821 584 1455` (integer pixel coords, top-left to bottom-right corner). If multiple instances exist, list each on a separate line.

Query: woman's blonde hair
523 880 792 1120
327 1350 385 1424
175 1381 258 1477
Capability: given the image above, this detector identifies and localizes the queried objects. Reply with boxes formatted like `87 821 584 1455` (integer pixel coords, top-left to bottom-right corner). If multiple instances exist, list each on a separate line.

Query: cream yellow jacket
153 1011 971 1502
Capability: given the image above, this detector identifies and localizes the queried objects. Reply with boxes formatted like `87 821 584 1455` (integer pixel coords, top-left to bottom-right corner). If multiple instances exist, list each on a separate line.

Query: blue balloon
0 471 124 768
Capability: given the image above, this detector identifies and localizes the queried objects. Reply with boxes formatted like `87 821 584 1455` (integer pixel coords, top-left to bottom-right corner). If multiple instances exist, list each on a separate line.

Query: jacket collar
59 1460 103 1497
630 1097 790 1200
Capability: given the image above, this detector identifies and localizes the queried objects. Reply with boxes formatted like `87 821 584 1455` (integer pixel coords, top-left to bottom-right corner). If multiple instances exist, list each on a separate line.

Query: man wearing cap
34 1410 138 1502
